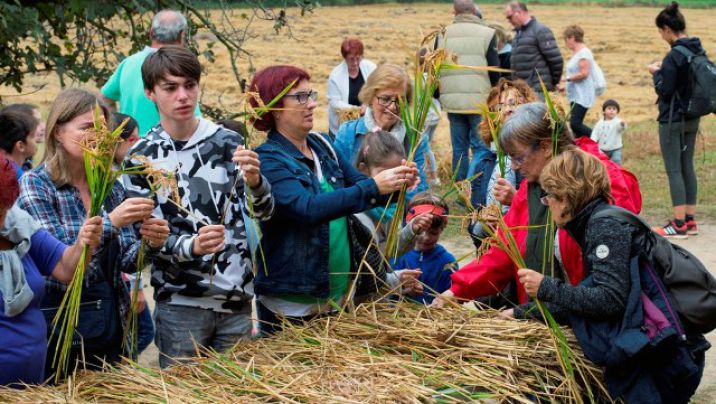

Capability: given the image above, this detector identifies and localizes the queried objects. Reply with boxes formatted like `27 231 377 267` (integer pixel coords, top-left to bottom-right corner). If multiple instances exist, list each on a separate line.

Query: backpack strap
592 206 657 257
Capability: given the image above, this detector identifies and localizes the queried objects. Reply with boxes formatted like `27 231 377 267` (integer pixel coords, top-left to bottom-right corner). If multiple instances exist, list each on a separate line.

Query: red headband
406 204 447 223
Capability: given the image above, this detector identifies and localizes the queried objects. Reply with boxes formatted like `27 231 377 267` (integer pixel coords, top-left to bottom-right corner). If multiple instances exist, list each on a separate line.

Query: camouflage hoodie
123 118 274 312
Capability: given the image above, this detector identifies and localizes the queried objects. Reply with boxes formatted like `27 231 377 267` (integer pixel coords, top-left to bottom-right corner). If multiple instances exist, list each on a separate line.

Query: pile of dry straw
1 302 613 403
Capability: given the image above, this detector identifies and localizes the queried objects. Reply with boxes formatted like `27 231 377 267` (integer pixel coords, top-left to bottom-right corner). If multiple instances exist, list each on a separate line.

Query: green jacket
437 14 495 113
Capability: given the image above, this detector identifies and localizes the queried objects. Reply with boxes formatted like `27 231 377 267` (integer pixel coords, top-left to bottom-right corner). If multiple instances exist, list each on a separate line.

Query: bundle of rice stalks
49 104 130 381
2 302 613 403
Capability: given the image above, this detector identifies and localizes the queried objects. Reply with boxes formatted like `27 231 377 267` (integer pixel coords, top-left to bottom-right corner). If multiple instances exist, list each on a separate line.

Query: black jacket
510 17 563 92
653 37 705 123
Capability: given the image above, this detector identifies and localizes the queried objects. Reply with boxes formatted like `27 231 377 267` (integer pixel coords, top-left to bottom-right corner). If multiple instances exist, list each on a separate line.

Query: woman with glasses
432 102 641 309
334 63 429 194
514 149 706 402
251 65 420 335
326 37 376 137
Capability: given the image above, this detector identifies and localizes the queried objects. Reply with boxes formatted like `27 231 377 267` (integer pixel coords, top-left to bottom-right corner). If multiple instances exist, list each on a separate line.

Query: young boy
122 45 274 368
393 192 456 304
590 99 627 164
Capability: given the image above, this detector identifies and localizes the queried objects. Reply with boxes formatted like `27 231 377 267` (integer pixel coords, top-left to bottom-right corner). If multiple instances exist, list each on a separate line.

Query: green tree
0 0 315 117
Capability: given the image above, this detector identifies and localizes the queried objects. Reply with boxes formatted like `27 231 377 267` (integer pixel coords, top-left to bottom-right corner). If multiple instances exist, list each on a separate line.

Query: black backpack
673 45 716 119
594 206 716 334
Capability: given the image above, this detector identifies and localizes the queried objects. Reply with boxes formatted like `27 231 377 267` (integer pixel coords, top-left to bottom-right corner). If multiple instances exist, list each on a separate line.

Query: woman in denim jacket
250 65 419 335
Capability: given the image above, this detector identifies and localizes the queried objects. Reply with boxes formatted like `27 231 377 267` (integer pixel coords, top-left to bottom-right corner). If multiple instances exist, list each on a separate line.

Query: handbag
347 215 391 296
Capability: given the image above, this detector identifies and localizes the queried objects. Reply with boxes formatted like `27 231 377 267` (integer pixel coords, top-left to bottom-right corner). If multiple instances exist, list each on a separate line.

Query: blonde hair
358 63 413 105
539 149 613 219
43 88 110 186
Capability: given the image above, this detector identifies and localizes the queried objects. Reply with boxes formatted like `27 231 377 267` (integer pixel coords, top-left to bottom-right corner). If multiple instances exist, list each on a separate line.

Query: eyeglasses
509 143 538 166
376 95 400 107
540 195 552 206
284 90 318 104
495 99 521 112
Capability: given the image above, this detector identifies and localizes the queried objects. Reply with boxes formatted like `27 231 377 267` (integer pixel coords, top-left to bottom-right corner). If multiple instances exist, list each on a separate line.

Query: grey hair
453 0 476 15
498 102 574 154
151 10 187 44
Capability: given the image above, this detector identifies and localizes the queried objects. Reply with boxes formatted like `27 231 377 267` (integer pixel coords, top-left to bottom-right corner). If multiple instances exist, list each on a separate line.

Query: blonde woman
335 63 428 193
16 88 169 378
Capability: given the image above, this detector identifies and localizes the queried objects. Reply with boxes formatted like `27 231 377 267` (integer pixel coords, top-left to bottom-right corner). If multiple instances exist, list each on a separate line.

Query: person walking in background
326 38 376 137
436 0 500 181
648 1 704 239
560 25 596 138
101 9 200 136
505 1 563 97
591 99 627 164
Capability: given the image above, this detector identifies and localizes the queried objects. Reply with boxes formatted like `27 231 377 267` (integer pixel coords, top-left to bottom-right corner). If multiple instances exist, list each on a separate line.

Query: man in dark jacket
505 1 563 95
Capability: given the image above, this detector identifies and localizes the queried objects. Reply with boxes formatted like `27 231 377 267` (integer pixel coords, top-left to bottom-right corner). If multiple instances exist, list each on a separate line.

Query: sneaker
685 219 699 235
653 220 689 239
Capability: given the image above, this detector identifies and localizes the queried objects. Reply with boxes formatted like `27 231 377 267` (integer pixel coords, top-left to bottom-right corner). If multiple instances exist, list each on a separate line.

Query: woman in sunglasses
433 102 641 309
250 65 420 335
334 63 429 194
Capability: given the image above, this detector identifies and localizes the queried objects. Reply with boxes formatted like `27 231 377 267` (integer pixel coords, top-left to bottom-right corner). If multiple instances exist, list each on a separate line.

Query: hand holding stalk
193 224 226 256
139 217 169 249
492 176 516 206
232 145 262 189
372 161 419 194
108 197 155 228
517 268 545 297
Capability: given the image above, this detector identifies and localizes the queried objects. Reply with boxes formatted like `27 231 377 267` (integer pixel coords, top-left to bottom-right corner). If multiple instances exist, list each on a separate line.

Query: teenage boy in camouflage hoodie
123 45 274 368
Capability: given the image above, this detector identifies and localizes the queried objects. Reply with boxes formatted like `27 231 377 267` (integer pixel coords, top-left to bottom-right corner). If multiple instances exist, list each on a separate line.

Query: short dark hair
0 109 37 154
113 113 139 140
656 1 686 33
1 103 38 117
508 1 528 12
142 45 201 90
602 99 620 113
248 65 312 132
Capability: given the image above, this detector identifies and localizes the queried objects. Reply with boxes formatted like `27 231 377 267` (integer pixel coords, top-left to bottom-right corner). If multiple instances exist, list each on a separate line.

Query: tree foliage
0 0 315 116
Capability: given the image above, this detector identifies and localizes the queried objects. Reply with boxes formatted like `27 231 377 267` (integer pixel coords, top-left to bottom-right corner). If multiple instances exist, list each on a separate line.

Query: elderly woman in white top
560 25 596 138
326 37 376 136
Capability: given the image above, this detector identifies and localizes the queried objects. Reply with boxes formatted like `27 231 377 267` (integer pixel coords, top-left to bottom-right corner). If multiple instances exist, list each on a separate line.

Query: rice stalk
50 104 128 382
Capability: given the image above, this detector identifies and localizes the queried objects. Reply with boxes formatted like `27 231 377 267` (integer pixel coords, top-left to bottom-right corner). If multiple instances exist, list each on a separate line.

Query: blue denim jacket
254 130 390 298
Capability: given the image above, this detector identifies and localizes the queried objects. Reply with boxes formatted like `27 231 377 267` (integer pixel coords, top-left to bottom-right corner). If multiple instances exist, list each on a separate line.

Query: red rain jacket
450 137 642 304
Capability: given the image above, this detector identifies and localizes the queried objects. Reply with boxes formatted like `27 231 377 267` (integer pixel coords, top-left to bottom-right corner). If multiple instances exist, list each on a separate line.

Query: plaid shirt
17 165 138 326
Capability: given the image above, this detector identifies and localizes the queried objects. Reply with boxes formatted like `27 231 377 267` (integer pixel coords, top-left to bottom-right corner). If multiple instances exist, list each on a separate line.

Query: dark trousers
659 119 700 207
570 103 592 138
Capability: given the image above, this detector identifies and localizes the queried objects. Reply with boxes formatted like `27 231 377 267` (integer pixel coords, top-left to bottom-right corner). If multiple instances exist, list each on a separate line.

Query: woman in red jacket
433 102 641 307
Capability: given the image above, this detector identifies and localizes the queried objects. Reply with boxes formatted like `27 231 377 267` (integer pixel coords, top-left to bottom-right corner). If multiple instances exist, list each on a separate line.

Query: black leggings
659 119 700 206
570 103 592 138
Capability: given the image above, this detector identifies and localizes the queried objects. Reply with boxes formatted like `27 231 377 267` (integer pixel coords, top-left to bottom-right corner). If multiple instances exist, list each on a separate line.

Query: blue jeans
604 148 622 165
155 302 253 368
447 113 490 180
136 305 155 354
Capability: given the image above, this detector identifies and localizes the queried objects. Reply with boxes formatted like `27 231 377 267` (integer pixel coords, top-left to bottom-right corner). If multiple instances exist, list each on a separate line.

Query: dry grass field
7 3 716 206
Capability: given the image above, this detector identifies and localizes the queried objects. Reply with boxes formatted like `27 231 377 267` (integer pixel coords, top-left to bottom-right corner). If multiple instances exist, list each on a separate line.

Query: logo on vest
595 245 610 259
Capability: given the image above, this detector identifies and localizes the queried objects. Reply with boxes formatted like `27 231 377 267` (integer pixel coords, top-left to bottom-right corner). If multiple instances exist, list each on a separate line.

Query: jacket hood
152 117 221 150
672 37 704 54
